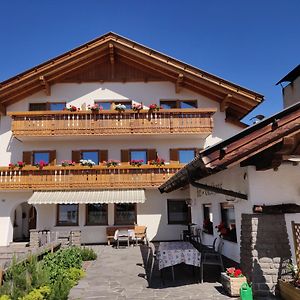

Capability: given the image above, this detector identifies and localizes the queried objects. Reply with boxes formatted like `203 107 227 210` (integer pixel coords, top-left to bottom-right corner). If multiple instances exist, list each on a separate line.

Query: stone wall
240 214 292 297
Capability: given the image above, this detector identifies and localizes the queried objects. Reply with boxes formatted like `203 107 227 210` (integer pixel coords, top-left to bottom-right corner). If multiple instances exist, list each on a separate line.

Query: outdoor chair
148 242 160 283
115 229 130 248
200 237 224 283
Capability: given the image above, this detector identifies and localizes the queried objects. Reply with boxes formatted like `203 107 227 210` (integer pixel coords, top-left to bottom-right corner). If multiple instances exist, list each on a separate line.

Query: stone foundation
240 214 292 297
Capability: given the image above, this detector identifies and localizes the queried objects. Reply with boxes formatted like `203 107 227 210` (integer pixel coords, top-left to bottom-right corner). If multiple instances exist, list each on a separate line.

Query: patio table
157 241 201 280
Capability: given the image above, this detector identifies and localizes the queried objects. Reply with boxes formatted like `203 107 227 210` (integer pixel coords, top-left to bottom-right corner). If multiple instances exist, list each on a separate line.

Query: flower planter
279 279 300 300
221 272 247 297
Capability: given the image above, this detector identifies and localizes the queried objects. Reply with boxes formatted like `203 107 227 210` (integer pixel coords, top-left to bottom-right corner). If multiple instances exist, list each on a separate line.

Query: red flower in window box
35 160 48 170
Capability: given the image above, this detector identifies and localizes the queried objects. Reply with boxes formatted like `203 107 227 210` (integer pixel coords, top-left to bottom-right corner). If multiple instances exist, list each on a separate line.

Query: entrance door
28 206 37 230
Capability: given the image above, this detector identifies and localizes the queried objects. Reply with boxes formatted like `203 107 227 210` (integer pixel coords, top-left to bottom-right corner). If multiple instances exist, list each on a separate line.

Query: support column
240 214 292 297
29 229 40 248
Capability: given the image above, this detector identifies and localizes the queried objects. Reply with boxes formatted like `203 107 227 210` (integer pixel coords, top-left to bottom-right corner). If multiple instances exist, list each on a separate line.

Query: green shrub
0 295 11 300
42 247 82 283
79 247 97 261
66 268 85 285
19 286 51 300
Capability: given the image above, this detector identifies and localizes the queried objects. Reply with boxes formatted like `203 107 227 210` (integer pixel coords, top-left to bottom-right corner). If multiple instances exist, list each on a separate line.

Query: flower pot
279 279 300 300
221 272 247 297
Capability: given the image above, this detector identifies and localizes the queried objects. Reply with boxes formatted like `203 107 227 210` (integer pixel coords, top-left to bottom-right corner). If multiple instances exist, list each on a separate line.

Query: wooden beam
190 181 248 200
253 204 300 214
109 43 115 79
175 73 184 93
0 103 6 115
220 94 233 112
39 76 50 96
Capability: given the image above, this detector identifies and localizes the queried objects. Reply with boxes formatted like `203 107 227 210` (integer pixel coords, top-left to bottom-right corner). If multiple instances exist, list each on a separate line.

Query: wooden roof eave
0 32 263 117
159 102 300 193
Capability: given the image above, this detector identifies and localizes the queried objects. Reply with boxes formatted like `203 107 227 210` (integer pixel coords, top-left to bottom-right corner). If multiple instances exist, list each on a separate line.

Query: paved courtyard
69 245 233 300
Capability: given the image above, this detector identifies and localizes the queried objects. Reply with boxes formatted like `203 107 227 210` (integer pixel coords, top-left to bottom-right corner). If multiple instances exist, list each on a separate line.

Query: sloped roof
276 64 300 85
159 102 300 193
0 32 263 118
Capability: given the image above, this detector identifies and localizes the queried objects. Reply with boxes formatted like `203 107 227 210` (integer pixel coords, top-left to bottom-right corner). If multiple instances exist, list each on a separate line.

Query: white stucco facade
283 76 300 108
0 81 241 247
189 164 300 263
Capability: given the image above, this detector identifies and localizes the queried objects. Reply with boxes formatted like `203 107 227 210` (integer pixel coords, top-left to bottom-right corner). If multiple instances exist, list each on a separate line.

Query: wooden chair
134 226 148 245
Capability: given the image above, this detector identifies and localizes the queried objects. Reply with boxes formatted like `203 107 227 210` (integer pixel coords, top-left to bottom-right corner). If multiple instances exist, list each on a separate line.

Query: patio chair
147 242 156 281
200 237 224 283
115 229 130 248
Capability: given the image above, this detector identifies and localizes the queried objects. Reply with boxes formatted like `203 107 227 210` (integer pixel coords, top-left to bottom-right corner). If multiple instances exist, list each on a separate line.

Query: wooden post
0 266 3 286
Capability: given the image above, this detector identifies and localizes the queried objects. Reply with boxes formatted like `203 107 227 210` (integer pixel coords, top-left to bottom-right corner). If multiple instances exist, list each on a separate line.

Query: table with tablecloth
157 241 201 270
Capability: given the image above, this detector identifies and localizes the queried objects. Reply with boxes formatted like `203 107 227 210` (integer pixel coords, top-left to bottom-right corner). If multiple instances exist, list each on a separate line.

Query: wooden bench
106 225 147 245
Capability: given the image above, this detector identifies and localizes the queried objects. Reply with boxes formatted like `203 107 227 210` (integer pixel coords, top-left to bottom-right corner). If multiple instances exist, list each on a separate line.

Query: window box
221 272 247 297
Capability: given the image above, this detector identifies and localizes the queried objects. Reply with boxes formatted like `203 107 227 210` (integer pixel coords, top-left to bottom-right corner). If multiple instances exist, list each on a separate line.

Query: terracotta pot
279 279 300 300
221 272 247 297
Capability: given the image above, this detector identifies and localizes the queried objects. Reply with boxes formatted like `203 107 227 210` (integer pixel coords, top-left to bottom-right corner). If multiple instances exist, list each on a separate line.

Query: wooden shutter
72 151 81 163
49 150 56 165
147 149 157 162
169 149 179 162
22 151 32 165
121 150 130 163
99 150 108 163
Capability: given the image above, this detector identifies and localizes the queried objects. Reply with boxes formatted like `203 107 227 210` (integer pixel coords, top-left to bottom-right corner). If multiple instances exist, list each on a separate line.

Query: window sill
55 224 79 227
85 224 108 226
223 237 238 244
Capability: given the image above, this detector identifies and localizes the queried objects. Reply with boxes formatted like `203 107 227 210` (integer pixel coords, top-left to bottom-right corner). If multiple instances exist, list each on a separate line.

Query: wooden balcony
0 164 183 190
8 109 216 140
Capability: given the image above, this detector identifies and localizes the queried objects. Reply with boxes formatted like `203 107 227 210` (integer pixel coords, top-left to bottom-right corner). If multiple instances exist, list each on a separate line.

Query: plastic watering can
240 282 253 300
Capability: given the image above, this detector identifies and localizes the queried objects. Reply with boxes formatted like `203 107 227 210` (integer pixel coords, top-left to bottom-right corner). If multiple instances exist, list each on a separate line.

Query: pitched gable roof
0 32 263 118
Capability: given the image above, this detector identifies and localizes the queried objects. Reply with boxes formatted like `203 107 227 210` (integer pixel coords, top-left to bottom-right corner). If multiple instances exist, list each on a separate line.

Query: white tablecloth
158 241 201 270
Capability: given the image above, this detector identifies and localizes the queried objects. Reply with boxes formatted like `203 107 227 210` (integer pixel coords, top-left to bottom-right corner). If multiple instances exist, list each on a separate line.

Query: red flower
234 269 242 277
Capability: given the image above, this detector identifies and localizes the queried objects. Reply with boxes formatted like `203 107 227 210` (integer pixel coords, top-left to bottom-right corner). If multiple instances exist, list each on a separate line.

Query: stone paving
69 245 234 300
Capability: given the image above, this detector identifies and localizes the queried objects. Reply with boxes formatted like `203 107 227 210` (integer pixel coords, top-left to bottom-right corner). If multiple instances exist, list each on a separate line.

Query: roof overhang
159 102 300 193
28 189 146 204
0 32 263 119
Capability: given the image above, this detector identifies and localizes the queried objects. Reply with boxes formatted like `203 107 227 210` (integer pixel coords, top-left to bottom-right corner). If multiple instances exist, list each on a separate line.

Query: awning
28 189 146 204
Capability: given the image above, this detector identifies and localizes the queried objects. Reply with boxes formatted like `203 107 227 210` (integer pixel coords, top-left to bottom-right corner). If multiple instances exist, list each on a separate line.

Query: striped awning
28 189 146 204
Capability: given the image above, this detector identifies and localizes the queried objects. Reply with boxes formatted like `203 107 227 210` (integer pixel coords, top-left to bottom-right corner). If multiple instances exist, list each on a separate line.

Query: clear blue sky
1 1 299 123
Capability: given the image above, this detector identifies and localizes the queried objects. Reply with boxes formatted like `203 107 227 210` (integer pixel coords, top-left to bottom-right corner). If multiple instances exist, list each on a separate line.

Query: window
203 204 213 234
29 102 66 111
57 204 79 226
180 100 197 109
49 102 66 111
114 203 136 225
95 101 111 110
33 152 50 165
167 199 189 224
81 151 99 165
86 204 108 225
220 203 237 242
160 100 197 109
160 100 177 109
29 103 47 111
130 150 147 164
178 149 196 164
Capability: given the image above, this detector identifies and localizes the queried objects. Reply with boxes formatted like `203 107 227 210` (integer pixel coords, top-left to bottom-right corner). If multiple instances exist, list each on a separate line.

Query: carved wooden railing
8 108 215 138
0 164 183 190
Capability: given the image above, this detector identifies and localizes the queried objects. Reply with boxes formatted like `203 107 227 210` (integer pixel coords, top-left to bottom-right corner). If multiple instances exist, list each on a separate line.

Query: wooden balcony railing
8 109 215 138
0 164 183 190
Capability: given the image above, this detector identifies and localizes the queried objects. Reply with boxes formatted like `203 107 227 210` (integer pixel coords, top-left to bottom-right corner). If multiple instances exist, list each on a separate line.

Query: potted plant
88 104 102 113
132 103 143 112
148 103 161 113
35 160 48 170
114 103 126 113
61 160 76 167
149 157 165 167
279 264 300 300
80 159 95 167
64 105 80 112
130 159 144 167
104 160 120 167
221 267 247 297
